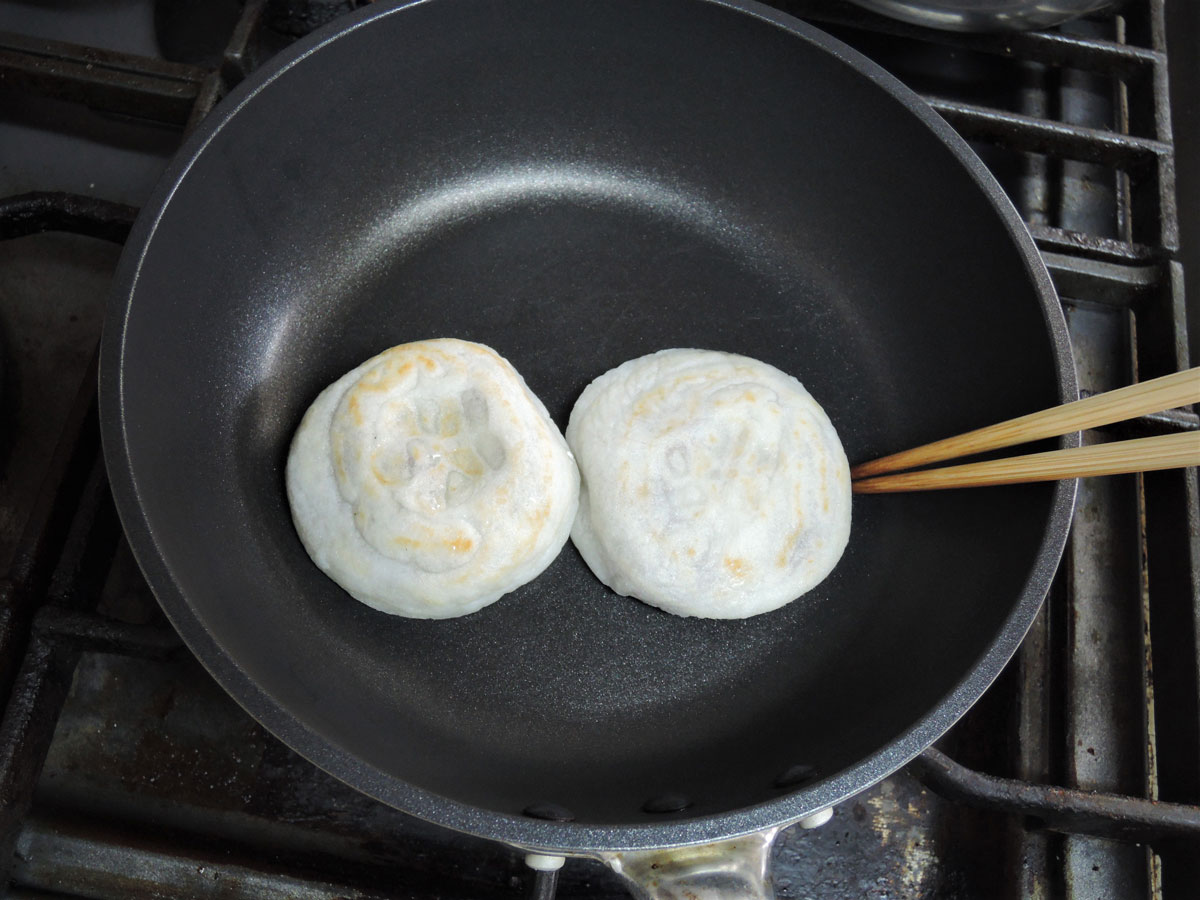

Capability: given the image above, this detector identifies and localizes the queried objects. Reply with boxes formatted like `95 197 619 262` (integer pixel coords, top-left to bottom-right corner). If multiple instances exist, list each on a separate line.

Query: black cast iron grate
0 1 1196 898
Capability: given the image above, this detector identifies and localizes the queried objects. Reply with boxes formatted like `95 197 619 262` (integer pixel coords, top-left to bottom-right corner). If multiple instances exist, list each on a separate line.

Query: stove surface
1 2 1196 898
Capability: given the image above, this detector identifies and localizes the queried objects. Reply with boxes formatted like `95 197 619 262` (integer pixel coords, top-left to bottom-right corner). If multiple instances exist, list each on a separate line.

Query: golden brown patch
450 447 484 478
777 521 804 568
511 504 551 563
332 442 346 481
471 343 510 370
348 394 365 425
637 482 650 498
370 454 399 484
439 404 462 437
633 384 667 418
724 557 749 578
687 547 696 558
394 528 474 555
355 358 416 395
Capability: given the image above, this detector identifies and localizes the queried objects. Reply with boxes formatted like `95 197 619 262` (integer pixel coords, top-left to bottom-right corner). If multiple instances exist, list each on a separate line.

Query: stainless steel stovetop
1 2 1196 898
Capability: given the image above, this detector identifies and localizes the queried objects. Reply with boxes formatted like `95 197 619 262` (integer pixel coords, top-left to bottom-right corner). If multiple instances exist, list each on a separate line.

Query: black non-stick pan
100 0 1076 878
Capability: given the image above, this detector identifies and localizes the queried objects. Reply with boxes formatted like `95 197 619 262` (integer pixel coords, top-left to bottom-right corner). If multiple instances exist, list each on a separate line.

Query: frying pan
100 0 1077 889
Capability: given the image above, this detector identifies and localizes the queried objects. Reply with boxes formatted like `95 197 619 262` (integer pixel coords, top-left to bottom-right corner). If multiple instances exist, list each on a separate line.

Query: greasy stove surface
1 1 1197 898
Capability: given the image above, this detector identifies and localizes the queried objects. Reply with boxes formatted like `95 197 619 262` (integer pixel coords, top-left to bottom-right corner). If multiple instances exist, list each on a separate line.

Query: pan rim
99 0 1078 853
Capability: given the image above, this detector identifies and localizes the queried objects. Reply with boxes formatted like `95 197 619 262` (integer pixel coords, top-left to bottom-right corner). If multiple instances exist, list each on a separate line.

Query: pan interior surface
108 0 1068 839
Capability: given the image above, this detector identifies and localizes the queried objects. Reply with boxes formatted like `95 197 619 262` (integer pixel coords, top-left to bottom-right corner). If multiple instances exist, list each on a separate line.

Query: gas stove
1 1 1197 898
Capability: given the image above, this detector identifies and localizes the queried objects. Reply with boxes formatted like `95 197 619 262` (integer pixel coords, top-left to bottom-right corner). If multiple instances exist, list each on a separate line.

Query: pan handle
595 827 781 900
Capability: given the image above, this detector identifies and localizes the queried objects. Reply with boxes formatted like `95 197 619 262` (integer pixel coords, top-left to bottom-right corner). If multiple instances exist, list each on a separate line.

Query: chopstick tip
850 462 877 479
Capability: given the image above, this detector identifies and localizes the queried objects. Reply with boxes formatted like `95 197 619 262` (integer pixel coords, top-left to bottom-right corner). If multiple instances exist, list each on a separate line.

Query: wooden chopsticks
853 432 1198 493
851 367 1200 494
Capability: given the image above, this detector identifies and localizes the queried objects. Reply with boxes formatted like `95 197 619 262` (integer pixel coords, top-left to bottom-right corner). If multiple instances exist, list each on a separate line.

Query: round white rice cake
567 348 851 619
286 339 579 618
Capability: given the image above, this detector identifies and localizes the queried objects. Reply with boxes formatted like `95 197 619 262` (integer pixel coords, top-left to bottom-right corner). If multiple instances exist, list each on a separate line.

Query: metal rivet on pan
642 793 692 814
773 764 819 789
522 802 576 822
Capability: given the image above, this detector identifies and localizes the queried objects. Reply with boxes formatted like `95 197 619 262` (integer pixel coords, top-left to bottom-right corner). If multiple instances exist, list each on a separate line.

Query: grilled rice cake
286 339 579 618
567 348 850 619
